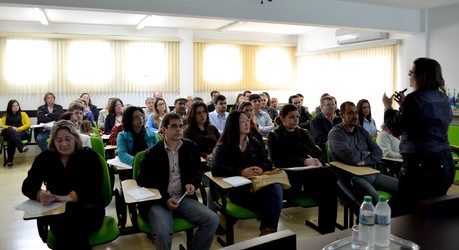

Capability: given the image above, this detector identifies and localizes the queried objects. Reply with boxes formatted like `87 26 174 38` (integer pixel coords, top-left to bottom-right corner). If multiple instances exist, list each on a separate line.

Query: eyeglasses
133 115 144 119
239 118 251 123
168 124 184 129
408 70 415 76
251 100 261 103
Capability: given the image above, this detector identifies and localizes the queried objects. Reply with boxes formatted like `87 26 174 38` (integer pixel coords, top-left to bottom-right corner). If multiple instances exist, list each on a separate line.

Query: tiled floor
3 156 459 250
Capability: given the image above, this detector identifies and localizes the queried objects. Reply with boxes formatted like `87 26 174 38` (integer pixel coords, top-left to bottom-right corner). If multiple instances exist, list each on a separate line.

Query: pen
178 192 188 203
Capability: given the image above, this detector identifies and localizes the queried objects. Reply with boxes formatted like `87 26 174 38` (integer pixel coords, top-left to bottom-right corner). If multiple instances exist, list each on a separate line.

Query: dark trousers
2 128 28 162
285 167 338 234
398 149 455 215
48 202 105 250
229 183 283 231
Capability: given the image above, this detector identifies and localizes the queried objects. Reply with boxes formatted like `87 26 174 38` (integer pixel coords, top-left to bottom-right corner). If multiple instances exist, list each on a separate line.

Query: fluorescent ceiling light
34 8 49 26
216 21 246 32
136 15 152 30
336 33 359 42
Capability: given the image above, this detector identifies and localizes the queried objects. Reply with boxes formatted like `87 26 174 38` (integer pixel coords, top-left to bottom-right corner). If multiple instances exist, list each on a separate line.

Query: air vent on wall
336 29 389 45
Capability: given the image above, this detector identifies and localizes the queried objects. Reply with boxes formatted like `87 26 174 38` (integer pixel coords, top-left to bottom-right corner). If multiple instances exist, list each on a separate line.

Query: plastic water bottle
375 196 391 247
359 196 375 248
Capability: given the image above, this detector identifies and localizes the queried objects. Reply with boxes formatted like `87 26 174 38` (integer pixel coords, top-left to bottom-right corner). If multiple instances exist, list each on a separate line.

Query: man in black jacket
137 113 218 250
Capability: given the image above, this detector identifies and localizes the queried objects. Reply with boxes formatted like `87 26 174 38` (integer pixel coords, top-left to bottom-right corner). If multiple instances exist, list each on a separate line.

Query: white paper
178 192 187 203
15 199 64 216
107 157 132 169
126 187 156 200
281 165 322 171
223 176 251 187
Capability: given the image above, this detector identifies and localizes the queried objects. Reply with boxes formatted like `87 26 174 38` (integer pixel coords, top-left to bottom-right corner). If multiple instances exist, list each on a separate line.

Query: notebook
223 176 251 187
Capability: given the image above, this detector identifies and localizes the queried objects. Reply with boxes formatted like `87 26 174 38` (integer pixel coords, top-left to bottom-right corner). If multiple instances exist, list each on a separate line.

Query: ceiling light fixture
136 15 151 30
216 21 246 33
34 8 49 26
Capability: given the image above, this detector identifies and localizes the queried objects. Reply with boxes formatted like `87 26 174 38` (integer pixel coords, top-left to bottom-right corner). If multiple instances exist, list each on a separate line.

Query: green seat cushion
47 216 119 248
292 197 318 208
137 213 196 234
217 197 257 219
377 191 393 199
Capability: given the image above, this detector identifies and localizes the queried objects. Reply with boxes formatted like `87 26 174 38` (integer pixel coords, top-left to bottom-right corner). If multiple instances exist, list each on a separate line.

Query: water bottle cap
364 196 372 202
379 196 387 202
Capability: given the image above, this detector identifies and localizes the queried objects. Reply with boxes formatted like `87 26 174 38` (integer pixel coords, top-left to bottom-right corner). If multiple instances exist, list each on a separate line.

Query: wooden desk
120 179 161 204
329 161 380 176
22 202 66 220
204 171 233 189
382 156 403 163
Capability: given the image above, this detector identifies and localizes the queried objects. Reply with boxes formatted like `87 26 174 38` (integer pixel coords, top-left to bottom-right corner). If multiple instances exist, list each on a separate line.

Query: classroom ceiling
1 0 459 35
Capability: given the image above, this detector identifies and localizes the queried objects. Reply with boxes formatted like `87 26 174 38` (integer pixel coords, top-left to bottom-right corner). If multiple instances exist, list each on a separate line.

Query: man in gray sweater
328 101 398 204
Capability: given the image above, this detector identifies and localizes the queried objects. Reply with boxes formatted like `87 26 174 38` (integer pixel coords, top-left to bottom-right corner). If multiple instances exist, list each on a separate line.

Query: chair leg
114 188 127 231
217 217 236 247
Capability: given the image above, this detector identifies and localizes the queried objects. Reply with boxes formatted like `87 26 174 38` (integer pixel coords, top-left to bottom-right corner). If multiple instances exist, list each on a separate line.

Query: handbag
249 168 291 192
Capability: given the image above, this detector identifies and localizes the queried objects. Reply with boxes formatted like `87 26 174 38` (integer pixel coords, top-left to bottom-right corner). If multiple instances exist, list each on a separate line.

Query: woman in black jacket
383 57 455 215
210 111 283 236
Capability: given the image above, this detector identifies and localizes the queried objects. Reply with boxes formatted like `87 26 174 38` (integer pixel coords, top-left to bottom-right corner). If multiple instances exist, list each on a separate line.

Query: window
126 42 167 84
5 39 51 85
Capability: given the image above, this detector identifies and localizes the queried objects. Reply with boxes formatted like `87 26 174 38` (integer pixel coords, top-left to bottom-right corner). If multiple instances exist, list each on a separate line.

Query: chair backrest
90 136 105 159
325 142 332 164
448 126 459 146
99 154 113 207
92 126 101 136
132 150 146 180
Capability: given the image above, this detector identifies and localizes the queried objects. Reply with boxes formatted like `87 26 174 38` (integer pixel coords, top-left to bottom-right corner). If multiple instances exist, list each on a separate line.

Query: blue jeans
351 173 398 204
36 130 50 152
229 183 283 230
147 198 219 250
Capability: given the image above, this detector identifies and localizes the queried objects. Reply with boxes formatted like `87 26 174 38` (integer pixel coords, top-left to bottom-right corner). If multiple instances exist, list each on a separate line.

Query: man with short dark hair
328 101 398 203
209 95 228 134
206 90 220 112
289 95 313 130
250 94 274 137
172 97 187 124
310 96 341 153
243 90 252 101
137 113 219 250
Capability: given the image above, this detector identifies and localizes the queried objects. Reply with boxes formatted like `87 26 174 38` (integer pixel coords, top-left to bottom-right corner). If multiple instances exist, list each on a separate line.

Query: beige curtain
194 42 296 92
0 38 179 95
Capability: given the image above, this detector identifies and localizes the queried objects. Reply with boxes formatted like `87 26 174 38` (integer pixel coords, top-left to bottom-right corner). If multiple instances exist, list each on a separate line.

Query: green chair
89 136 106 159
205 172 258 246
129 151 196 248
39 155 120 248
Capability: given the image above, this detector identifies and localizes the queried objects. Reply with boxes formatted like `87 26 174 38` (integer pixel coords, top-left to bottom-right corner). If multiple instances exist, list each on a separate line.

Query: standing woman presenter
383 57 454 215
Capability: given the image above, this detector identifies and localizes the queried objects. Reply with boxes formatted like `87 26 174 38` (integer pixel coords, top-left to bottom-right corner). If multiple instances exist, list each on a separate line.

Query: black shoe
7 162 13 167
22 146 29 153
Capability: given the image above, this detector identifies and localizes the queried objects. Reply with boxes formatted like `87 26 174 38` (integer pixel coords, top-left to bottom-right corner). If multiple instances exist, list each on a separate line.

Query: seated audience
357 99 378 138
229 93 244 112
80 92 99 122
260 92 278 120
243 90 252 101
171 97 188 124
209 95 229 134
271 97 280 111
117 106 159 166
206 90 220 113
310 96 342 153
58 112 92 148
249 94 274 137
98 97 114 130
109 104 132 146
22 120 105 250
328 101 398 204
186 95 193 110
376 123 402 159
238 101 264 145
0 100 30 167
183 101 220 162
146 98 168 132
143 97 155 118
210 111 283 236
137 113 219 250
36 92 64 152
268 104 339 234
104 98 124 135
289 94 313 130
